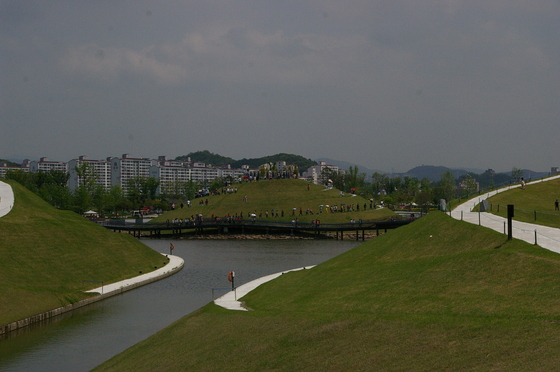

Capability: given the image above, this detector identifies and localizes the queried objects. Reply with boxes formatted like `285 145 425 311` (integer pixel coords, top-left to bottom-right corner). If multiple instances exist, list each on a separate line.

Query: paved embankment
451 175 560 254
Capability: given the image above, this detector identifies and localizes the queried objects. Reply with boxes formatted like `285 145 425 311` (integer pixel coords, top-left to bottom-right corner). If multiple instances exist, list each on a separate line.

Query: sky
1 1 559 173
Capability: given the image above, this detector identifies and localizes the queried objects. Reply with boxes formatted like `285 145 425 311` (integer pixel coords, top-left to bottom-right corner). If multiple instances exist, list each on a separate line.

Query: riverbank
0 253 184 336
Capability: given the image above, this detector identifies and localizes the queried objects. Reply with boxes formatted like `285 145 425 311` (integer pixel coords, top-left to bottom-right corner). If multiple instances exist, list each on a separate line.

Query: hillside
484 177 560 228
0 181 167 325
174 150 317 170
95 212 560 371
152 178 398 225
175 150 236 166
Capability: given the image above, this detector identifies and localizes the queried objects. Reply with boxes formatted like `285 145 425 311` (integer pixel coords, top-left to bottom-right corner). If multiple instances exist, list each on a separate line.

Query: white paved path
0 180 15 218
451 175 560 254
214 266 315 311
86 254 184 294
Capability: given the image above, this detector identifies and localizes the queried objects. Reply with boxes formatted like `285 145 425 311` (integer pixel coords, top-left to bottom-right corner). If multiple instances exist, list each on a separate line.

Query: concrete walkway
451 175 560 254
86 254 184 294
0 180 15 218
214 266 315 311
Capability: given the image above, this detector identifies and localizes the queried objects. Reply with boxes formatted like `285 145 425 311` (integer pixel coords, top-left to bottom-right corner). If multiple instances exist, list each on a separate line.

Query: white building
29 157 67 173
67 155 111 191
302 161 341 185
110 154 157 194
14 153 256 195
0 161 29 179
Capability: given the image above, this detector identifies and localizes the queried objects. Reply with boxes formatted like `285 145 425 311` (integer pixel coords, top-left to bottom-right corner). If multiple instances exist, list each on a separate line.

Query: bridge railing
100 218 412 230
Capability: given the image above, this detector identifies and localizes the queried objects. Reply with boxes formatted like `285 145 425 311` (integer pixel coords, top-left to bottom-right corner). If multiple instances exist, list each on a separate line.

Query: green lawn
154 179 397 225
482 178 560 228
94 212 560 371
0 181 167 325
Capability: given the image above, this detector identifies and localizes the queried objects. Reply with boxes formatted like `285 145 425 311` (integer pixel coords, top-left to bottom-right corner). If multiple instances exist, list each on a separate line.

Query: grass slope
155 179 397 224
0 181 167 325
95 212 560 371
484 178 560 228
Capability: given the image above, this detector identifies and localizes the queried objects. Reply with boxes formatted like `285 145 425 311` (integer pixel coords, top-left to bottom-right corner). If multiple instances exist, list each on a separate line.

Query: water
0 239 359 372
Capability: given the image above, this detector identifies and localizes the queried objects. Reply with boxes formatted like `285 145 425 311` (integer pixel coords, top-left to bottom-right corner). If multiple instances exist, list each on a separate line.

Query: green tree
439 171 456 202
346 166 366 193
461 174 478 197
511 167 523 183
371 172 389 198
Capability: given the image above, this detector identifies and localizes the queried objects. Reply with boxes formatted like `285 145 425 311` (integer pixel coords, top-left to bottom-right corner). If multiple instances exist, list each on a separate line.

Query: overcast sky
1 1 559 172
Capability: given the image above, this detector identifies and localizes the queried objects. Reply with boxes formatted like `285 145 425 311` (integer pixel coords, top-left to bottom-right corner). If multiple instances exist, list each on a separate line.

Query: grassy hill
94 211 560 371
154 179 397 225
483 177 560 228
0 181 167 325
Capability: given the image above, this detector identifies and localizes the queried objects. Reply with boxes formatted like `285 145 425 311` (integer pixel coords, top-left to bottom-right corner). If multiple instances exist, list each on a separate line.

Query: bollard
535 230 538 245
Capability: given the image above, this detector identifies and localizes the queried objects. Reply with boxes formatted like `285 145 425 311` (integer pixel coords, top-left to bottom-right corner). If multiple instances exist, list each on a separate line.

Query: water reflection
0 239 359 372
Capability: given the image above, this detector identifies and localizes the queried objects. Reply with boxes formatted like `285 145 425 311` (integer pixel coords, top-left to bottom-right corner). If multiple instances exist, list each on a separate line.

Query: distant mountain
400 165 549 189
402 165 469 182
519 169 549 180
0 159 21 167
176 151 317 170
176 150 236 167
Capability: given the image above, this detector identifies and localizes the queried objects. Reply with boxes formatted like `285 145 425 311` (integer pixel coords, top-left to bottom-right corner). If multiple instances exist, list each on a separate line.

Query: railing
100 217 413 232
487 203 560 228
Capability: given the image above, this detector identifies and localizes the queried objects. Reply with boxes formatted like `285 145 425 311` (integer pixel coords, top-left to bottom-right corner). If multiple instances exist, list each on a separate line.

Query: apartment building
110 154 157 194
67 156 111 191
302 161 341 185
0 161 29 178
29 157 67 173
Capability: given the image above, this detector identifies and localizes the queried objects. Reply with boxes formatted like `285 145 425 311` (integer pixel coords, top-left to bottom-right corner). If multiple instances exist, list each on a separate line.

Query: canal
0 239 360 372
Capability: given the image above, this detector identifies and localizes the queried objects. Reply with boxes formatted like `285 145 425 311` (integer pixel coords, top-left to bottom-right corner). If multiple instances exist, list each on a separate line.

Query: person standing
555 199 559 211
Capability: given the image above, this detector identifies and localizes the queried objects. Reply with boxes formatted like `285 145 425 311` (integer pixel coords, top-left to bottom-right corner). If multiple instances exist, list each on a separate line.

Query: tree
511 167 523 183
371 172 389 197
346 166 366 193
74 162 97 194
320 167 344 190
461 174 478 197
439 171 456 202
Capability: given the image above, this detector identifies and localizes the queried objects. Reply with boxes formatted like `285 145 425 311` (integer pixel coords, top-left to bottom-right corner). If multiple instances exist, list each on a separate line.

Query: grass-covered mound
484 177 560 228
154 179 397 224
95 212 560 371
0 181 167 325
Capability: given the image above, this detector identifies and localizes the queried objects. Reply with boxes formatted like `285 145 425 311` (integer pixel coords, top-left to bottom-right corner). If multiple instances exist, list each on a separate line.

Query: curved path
0 180 15 218
214 266 315 311
451 175 560 254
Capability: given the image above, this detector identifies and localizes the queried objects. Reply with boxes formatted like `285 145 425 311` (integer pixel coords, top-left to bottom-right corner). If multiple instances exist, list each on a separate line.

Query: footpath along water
0 238 360 372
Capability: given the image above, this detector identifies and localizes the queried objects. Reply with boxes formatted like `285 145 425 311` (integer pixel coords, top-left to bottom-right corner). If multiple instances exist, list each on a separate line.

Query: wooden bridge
100 218 413 241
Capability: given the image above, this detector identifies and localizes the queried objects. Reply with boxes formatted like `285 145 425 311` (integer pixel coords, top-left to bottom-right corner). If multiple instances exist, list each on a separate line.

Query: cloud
60 24 380 88
62 44 189 86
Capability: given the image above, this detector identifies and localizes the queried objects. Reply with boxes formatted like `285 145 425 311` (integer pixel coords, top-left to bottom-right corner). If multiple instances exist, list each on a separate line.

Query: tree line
317 166 526 211
3 163 526 216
